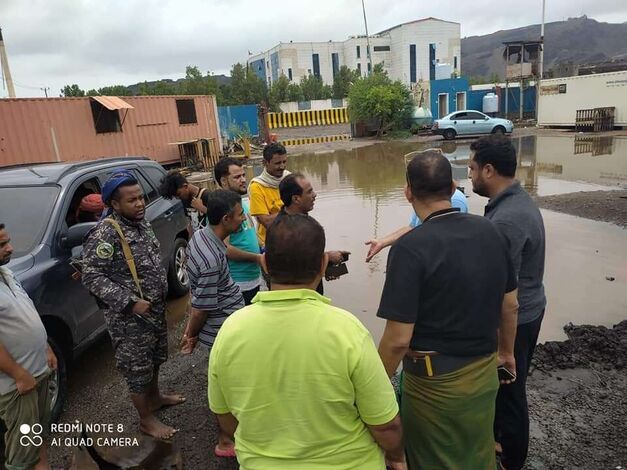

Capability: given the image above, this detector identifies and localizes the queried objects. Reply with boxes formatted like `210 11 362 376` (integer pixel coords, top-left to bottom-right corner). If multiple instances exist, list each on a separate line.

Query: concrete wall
279 98 347 113
538 71 627 127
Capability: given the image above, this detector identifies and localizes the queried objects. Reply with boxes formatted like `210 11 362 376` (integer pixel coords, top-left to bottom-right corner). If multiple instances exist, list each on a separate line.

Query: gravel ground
535 190 627 228
525 321 627 469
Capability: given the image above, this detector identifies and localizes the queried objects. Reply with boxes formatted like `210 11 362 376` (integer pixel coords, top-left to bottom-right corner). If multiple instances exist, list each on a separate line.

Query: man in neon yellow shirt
209 214 405 469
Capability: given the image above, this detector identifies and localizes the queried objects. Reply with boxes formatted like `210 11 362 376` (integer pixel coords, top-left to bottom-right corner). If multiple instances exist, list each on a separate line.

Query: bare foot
139 415 178 440
151 393 186 411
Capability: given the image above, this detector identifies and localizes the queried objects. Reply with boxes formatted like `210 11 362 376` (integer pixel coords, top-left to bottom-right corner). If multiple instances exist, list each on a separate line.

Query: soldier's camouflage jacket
81 212 168 320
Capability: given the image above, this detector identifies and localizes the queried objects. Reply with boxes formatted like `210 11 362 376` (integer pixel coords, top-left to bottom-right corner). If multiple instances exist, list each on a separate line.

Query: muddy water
280 135 627 342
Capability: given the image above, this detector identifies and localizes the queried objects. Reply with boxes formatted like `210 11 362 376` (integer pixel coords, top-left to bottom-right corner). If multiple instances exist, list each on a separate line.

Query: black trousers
242 286 260 306
494 311 544 470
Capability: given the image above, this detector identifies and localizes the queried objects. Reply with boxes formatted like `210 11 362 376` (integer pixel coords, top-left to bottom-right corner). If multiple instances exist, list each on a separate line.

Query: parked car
0 157 190 420
432 110 513 140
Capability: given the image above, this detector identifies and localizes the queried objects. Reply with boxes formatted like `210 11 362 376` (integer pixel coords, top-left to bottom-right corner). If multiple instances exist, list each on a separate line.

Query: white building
247 17 460 88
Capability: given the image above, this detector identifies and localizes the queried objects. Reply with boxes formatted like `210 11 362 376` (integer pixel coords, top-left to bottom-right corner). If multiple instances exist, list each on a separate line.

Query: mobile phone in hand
325 262 348 279
498 366 516 382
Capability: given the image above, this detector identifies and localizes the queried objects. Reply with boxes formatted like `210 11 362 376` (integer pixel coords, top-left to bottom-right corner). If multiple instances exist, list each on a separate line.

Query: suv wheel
443 129 457 140
47 337 67 422
168 238 189 297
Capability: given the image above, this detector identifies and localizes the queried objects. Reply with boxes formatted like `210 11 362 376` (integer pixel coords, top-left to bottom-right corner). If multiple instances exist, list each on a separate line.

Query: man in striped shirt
181 189 245 457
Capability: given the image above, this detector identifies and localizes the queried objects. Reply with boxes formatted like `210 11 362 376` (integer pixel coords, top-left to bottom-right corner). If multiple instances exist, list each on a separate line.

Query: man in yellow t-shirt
248 143 289 246
209 214 406 470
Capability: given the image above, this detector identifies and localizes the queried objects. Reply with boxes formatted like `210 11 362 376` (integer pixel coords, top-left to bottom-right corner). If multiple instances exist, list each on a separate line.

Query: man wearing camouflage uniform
82 170 184 440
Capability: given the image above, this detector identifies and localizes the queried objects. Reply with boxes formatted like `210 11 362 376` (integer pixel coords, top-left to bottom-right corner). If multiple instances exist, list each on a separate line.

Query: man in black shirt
377 149 519 470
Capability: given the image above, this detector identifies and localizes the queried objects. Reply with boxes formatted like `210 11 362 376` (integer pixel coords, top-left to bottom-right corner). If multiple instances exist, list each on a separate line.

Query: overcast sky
1 0 626 97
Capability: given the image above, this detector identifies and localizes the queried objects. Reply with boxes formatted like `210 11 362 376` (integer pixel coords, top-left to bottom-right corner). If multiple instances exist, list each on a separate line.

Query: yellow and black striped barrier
279 134 352 147
268 108 349 129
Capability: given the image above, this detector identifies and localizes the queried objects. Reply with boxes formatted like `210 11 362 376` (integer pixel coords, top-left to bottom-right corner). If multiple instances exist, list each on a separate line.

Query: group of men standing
0 134 546 469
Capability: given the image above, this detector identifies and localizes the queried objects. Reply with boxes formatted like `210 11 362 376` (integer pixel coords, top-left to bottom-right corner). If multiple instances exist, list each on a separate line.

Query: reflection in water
574 135 615 156
280 138 626 343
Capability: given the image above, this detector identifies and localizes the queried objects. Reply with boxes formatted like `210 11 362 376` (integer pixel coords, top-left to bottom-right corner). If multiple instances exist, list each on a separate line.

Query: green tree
268 74 290 110
300 74 332 101
60 84 85 97
96 85 132 96
468 76 485 86
332 66 360 99
287 83 304 102
348 70 414 136
182 66 207 94
489 73 501 84
223 63 267 105
138 80 180 95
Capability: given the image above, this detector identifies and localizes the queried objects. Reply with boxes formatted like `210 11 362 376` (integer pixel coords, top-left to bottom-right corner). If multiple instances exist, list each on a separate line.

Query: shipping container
537 71 627 128
0 95 220 167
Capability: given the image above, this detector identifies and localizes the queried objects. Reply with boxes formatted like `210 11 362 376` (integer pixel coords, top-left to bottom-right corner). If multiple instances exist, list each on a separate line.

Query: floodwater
276 135 627 343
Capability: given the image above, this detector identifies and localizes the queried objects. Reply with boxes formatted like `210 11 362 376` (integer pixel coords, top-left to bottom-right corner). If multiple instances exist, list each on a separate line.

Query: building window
367 62 372 74
409 44 417 83
90 101 121 134
357 63 361 74
429 43 436 81
332 53 340 77
288 68 293 81
356 45 361 59
373 45 390 52
312 53 320 78
176 99 197 125
454 56 458 69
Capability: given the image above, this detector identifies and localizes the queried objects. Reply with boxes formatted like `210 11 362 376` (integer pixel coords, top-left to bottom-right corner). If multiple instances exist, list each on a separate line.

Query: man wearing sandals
82 170 185 441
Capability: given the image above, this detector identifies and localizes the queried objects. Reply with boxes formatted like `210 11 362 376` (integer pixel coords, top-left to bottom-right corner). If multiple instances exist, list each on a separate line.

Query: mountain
461 16 627 80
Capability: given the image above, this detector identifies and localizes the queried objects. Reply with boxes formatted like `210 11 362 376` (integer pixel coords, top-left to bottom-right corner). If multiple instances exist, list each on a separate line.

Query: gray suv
0 157 190 419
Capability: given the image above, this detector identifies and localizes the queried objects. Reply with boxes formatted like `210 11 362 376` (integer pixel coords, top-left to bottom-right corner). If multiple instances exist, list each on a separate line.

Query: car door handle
164 209 174 218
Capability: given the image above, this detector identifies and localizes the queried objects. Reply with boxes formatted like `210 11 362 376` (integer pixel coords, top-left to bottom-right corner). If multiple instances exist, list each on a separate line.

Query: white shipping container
537 71 627 127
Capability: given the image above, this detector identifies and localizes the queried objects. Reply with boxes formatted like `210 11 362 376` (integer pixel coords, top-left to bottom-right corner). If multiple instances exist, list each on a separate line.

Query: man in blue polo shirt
214 158 263 305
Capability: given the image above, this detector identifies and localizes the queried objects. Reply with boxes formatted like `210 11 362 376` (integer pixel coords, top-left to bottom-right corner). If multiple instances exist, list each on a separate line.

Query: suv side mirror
61 222 97 249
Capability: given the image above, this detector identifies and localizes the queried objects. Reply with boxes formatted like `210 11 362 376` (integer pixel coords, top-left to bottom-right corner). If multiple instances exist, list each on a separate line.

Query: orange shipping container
0 95 221 167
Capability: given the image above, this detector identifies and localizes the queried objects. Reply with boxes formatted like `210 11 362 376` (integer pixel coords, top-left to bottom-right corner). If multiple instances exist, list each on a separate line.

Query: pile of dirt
533 320 627 371
527 321 627 469
534 190 627 228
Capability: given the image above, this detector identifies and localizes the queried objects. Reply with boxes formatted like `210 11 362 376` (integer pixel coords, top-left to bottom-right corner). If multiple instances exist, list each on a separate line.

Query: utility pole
536 0 546 123
0 27 16 98
539 0 546 80
361 0 374 75
40 87 50 98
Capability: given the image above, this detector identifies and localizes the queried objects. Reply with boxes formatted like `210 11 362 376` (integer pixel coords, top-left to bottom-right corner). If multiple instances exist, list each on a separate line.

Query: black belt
403 352 490 378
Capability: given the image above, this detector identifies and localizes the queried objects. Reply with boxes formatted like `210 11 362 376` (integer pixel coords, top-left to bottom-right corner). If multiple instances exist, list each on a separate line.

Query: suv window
143 166 167 189
65 177 102 226
0 186 60 257
134 171 159 204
